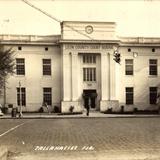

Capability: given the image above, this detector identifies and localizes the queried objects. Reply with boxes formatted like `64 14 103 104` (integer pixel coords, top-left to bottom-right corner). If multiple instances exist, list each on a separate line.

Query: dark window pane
83 56 85 63
43 88 52 105
17 87 26 106
126 59 133 64
150 87 157 104
43 88 51 92
83 68 85 81
150 87 157 92
126 87 133 92
43 59 51 75
150 66 157 75
43 59 51 64
86 56 89 63
149 59 157 64
16 58 25 75
83 55 96 64
149 59 157 75
93 56 96 63
43 66 51 75
126 71 133 75
125 59 133 75
126 87 134 105
93 68 96 81
16 58 24 63
83 68 96 82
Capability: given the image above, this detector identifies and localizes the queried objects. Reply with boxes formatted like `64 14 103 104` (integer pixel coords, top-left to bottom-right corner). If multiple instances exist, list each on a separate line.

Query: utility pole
19 81 23 118
3 78 6 108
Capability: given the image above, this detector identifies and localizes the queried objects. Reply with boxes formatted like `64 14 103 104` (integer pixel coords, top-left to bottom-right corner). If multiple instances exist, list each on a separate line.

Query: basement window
128 48 131 52
45 47 48 51
18 46 22 50
152 48 155 52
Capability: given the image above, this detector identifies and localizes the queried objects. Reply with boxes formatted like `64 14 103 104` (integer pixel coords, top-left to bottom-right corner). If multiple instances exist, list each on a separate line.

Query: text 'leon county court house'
0 21 160 113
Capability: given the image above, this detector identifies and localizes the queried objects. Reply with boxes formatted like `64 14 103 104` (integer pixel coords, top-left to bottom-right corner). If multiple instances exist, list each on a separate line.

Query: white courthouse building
0 21 160 113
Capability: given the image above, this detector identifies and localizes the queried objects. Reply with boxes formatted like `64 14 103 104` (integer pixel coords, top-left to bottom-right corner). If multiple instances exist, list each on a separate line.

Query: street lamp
133 52 138 58
3 77 6 108
19 81 23 118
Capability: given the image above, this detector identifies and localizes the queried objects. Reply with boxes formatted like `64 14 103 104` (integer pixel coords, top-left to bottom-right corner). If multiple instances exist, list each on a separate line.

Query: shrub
38 107 44 113
53 106 60 113
2 107 8 114
69 106 74 113
134 108 138 113
120 105 124 113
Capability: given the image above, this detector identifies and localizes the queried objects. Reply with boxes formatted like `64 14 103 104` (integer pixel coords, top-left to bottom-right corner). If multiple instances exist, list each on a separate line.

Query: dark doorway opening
83 90 97 109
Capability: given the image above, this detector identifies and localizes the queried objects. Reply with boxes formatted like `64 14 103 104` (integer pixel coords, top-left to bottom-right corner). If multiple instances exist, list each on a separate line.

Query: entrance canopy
82 90 97 98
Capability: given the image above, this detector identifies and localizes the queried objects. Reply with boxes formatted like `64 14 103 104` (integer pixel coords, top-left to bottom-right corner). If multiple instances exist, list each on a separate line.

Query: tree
0 47 15 90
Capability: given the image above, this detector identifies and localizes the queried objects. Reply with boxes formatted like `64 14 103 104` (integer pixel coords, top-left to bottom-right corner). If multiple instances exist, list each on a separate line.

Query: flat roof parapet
120 37 160 44
0 34 60 43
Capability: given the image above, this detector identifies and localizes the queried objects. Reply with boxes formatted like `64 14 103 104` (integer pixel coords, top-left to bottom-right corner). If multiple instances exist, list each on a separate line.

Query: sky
0 0 160 37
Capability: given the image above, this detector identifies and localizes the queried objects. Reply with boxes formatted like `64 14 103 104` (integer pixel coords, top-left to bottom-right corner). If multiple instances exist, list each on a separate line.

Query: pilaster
101 52 109 100
100 51 119 112
109 53 116 100
62 52 71 101
61 50 82 113
71 52 79 101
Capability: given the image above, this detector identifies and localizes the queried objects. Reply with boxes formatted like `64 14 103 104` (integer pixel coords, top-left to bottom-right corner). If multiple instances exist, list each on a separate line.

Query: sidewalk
0 112 160 119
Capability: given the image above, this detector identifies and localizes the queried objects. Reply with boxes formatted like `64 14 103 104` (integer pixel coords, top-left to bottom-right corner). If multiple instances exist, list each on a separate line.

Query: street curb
0 146 8 160
0 115 160 119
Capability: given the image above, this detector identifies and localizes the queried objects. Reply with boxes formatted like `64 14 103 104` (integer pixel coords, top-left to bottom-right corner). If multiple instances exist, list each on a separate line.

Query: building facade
0 21 160 113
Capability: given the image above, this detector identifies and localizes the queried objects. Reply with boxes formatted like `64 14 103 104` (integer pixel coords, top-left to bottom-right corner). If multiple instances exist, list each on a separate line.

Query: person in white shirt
0 104 4 116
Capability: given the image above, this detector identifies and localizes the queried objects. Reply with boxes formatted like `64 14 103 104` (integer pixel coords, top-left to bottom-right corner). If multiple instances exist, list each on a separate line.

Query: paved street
0 118 160 160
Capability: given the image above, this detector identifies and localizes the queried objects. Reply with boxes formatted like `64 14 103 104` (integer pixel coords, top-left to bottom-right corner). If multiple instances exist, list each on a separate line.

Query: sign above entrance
64 44 113 50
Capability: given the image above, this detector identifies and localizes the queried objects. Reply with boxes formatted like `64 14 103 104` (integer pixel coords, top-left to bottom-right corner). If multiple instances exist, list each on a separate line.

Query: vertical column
101 52 109 100
109 53 116 100
100 49 119 112
62 52 71 101
71 52 79 101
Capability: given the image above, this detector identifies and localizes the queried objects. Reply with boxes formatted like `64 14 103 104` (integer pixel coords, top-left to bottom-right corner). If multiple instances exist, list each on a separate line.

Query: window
150 87 157 104
17 88 26 106
128 48 131 52
18 46 22 50
83 54 96 63
43 88 52 105
16 58 25 75
152 48 155 52
45 47 48 51
126 87 134 105
149 59 157 75
43 59 51 75
83 68 96 81
125 59 133 75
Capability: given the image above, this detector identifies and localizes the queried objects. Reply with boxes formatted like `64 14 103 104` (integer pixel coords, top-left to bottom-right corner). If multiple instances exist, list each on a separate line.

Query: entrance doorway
83 90 97 109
